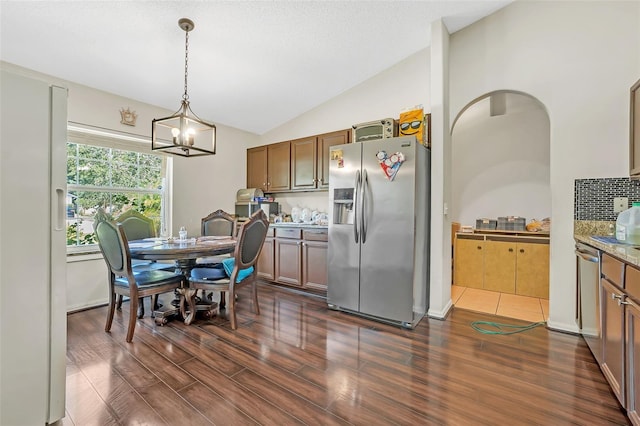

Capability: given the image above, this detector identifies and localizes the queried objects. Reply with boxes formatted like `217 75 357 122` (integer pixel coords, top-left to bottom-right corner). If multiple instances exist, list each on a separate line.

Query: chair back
234 210 269 270
202 209 237 237
116 209 156 240
94 219 132 277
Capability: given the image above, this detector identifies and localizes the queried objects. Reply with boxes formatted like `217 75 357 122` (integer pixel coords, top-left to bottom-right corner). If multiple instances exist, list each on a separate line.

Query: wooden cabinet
301 229 328 291
516 241 550 298
246 142 290 192
260 226 328 293
248 128 349 193
454 235 484 289
290 129 350 191
317 129 349 189
291 136 317 190
256 227 275 281
484 240 516 293
274 228 302 286
627 298 640 425
453 232 549 297
247 146 268 191
602 277 626 407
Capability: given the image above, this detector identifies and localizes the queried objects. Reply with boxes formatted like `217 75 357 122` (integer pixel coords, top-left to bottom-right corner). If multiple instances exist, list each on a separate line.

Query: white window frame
66 122 173 255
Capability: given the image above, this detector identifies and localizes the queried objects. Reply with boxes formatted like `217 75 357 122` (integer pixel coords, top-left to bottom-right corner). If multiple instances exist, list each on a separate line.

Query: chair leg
219 291 226 310
126 296 138 342
137 297 145 319
105 291 116 333
228 288 237 330
116 294 124 310
252 281 260 316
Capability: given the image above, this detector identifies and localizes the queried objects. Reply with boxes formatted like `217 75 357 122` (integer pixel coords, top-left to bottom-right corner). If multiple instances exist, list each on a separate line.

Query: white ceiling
0 0 511 135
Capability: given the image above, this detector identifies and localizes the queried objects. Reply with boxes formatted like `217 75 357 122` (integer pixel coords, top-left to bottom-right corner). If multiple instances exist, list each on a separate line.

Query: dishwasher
575 241 602 364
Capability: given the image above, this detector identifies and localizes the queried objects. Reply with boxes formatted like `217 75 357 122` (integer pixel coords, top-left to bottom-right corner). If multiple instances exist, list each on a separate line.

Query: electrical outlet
614 197 629 213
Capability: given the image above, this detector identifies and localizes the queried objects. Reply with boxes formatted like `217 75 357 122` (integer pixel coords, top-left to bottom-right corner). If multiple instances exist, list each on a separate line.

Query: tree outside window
66 142 166 247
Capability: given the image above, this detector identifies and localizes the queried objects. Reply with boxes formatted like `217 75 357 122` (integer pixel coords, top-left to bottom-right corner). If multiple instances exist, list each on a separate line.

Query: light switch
614 197 628 213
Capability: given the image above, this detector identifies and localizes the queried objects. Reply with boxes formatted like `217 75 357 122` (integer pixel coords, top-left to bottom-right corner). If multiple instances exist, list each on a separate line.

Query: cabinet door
291 136 317 190
454 237 484 289
302 240 327 291
267 142 291 192
317 129 350 189
627 298 640 424
256 237 274 281
515 241 549 298
247 146 268 191
483 240 516 293
275 238 302 286
602 278 626 408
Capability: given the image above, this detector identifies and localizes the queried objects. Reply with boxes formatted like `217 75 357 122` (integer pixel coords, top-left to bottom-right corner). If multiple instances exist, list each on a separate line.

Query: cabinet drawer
627 265 640 303
602 254 624 288
303 229 328 242
275 228 302 239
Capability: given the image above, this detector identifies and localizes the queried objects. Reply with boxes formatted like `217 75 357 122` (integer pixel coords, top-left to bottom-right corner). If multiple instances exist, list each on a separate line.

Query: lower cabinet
595 253 640 424
454 233 549 298
257 226 328 293
627 298 640 425
256 228 275 281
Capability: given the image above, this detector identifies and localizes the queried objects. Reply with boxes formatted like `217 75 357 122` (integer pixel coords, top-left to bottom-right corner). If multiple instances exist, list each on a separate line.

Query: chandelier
152 18 216 157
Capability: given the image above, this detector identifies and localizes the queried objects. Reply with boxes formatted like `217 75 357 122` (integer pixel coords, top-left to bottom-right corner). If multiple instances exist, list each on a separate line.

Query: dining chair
94 219 186 342
183 209 269 329
193 209 238 305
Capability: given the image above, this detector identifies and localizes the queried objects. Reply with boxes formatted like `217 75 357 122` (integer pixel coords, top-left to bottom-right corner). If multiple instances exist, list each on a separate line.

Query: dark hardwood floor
64 282 630 425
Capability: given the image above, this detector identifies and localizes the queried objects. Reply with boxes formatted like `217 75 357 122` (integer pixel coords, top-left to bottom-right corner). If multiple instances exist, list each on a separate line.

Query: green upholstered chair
114 209 172 317
196 209 237 266
94 219 186 342
184 209 269 329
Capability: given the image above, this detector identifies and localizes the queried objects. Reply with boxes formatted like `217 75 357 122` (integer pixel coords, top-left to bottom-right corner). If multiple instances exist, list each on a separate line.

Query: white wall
448 0 640 331
451 92 551 227
257 48 431 215
1 61 258 312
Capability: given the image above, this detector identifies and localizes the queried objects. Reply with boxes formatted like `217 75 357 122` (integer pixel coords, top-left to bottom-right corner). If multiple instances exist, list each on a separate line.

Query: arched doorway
450 90 551 322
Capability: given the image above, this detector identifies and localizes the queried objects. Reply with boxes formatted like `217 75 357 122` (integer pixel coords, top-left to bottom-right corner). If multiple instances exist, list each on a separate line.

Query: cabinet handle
508 248 513 252
618 298 630 306
519 249 524 253
477 246 482 250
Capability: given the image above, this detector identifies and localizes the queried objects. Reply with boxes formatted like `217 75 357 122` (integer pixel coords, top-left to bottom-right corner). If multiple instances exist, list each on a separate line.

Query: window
66 127 170 252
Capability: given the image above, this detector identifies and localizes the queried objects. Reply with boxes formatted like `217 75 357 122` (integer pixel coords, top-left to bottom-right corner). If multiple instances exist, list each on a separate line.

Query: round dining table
128 236 236 324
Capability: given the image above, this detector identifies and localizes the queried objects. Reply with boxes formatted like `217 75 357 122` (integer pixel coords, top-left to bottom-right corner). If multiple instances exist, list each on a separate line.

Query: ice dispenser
333 188 354 224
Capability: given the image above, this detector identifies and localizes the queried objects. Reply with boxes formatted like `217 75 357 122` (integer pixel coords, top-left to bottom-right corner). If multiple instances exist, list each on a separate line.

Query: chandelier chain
183 28 189 102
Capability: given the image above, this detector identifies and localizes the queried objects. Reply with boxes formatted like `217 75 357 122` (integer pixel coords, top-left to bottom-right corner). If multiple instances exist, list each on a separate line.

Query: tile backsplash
575 177 640 220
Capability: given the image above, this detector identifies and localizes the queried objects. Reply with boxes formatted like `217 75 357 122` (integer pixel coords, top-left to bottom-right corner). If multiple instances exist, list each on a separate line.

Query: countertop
575 233 640 267
269 222 328 230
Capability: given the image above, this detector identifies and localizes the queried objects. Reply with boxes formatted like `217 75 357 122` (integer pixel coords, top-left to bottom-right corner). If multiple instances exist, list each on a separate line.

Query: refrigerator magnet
376 151 405 181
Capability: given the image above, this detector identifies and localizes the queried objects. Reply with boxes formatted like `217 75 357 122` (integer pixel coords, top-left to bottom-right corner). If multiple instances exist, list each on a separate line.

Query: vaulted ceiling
1 1 511 134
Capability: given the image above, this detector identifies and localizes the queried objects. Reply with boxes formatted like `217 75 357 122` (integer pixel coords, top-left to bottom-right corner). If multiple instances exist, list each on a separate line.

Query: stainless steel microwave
352 118 398 142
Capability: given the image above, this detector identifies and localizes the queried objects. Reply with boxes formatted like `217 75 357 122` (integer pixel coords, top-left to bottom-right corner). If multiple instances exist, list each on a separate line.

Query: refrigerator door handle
354 170 361 243
361 169 368 244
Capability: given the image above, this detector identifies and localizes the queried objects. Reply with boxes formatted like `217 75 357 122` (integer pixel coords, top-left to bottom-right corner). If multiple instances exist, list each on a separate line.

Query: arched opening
450 90 551 322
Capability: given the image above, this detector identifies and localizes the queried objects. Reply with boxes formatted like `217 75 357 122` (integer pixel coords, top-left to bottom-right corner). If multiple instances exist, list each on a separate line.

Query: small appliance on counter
351 118 398 142
234 188 279 221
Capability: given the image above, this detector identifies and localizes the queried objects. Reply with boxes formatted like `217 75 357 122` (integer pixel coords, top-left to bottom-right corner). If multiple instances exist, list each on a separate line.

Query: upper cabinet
317 129 350 189
248 128 350 193
247 142 291 192
630 78 640 177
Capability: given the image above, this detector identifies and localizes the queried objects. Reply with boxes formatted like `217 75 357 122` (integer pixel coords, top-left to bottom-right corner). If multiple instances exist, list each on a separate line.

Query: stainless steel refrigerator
1 69 67 424
327 136 430 328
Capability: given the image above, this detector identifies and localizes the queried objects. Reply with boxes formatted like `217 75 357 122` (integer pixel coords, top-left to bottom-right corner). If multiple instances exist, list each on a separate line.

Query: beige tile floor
452 285 549 323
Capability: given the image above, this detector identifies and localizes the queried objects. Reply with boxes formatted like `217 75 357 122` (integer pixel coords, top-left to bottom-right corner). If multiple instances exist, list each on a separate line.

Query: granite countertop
574 220 640 266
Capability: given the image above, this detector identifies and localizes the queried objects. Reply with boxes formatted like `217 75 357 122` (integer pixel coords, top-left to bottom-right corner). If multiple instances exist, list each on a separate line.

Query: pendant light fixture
152 18 216 157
